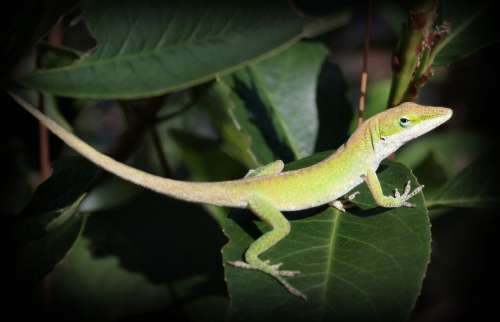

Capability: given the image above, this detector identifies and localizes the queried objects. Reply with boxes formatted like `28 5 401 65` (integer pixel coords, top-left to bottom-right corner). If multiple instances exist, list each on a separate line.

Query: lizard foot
394 180 424 207
263 260 301 276
329 200 346 212
228 260 306 300
329 191 360 212
228 260 253 269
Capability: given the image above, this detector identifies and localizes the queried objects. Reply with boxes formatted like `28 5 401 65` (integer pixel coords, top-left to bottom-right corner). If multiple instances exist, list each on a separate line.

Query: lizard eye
399 117 411 127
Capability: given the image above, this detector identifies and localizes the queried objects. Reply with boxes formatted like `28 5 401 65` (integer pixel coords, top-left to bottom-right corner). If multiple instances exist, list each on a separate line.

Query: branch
387 0 438 107
357 0 373 127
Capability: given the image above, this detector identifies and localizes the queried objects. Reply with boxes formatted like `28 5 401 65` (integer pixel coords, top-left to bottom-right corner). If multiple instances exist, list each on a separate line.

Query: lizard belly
280 175 364 211
242 170 365 212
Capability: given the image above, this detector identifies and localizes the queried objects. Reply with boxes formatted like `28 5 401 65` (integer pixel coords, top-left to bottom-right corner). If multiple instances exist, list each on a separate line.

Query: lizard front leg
228 195 306 300
363 168 423 208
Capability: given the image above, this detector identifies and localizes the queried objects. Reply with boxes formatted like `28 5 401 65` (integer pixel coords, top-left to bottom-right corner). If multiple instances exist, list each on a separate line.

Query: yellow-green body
184 140 367 211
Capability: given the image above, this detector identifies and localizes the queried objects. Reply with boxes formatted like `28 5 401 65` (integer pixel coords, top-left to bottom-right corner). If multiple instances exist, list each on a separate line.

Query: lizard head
371 102 453 157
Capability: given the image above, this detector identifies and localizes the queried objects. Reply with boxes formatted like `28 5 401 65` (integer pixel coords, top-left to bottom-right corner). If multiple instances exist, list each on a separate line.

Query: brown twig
357 0 373 127
38 94 51 181
38 22 64 181
39 20 64 312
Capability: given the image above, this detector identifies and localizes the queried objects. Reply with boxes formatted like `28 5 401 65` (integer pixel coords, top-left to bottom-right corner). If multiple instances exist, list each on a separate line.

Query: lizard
11 93 452 299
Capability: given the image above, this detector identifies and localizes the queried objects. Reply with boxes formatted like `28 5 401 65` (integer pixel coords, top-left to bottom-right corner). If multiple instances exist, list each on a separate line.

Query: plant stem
39 20 64 312
38 94 51 181
357 0 373 127
388 0 438 107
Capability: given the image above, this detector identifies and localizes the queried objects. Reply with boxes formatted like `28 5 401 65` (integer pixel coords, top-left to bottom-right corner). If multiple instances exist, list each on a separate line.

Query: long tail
10 93 244 208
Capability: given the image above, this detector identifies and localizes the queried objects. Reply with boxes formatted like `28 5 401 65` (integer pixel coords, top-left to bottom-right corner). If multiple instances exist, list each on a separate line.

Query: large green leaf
434 0 497 66
222 160 431 322
204 42 327 165
51 237 171 321
201 79 273 168
19 0 344 99
225 68 297 162
51 188 228 321
249 41 327 158
14 157 100 286
426 156 499 209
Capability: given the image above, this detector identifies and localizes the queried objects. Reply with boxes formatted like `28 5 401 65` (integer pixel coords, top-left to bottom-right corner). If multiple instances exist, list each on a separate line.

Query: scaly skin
11 93 452 299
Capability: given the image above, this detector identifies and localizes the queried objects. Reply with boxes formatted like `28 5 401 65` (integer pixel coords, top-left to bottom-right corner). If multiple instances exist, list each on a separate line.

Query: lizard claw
268 261 300 276
393 181 424 207
403 201 415 208
403 180 412 196
228 261 253 269
269 262 282 270
348 191 360 201
330 200 346 212
229 259 306 299
403 184 424 201
276 270 301 277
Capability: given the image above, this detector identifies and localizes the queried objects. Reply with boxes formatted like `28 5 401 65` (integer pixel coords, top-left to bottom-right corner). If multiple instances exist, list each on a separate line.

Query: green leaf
222 160 430 322
201 79 272 168
426 156 500 209
395 131 488 176
44 94 72 131
50 189 227 321
226 68 297 162
80 176 143 212
249 41 328 158
19 0 340 99
365 80 392 118
38 42 83 70
410 152 449 198
51 237 172 321
210 42 327 164
170 130 245 182
434 0 498 66
14 157 100 286
348 80 391 134
169 129 246 224
315 62 353 150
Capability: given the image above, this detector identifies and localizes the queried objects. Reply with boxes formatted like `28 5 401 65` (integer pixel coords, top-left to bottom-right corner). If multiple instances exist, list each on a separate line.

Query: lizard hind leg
329 191 360 212
228 195 306 300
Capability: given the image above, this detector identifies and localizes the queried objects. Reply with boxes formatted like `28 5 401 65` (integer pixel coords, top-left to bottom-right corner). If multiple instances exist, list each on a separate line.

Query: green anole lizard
11 93 452 299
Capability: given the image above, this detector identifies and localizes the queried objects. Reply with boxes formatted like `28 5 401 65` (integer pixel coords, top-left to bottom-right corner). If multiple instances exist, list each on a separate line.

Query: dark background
2 1 499 321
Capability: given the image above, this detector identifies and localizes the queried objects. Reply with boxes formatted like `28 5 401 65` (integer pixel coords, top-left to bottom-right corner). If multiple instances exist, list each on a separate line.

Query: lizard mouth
408 108 453 141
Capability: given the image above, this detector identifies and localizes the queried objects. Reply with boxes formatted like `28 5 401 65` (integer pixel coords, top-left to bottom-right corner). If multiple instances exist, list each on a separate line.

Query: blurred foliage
3 0 499 322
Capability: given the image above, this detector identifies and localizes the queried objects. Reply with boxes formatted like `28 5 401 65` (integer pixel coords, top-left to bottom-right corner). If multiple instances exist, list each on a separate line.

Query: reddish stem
357 0 373 127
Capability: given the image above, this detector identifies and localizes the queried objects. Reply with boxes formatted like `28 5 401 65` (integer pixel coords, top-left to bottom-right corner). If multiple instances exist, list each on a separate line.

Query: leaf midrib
31 33 271 74
320 210 340 318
